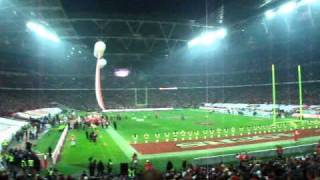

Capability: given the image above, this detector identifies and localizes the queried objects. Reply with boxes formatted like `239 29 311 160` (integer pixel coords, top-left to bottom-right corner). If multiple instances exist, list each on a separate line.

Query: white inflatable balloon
98 58 107 69
94 41 106 59
94 40 107 110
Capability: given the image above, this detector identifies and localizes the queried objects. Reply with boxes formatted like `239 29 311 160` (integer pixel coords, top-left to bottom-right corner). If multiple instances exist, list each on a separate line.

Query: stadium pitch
36 109 320 174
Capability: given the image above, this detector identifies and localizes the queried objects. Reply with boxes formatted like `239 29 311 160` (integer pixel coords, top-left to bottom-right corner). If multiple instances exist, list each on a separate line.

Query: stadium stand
1 0 320 179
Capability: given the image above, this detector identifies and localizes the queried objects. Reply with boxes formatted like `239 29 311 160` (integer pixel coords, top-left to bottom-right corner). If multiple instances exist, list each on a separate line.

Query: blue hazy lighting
26 21 60 42
188 28 227 48
278 1 297 14
265 10 276 19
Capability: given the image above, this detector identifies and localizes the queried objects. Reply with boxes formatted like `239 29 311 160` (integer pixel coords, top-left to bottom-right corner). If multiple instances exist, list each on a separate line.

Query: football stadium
1 0 320 179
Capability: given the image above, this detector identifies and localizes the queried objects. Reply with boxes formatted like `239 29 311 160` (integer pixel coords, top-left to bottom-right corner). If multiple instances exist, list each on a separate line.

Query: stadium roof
0 0 281 62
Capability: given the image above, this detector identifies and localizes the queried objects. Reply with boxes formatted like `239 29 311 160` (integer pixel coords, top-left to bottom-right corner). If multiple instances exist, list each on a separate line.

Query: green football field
107 109 317 142
35 109 320 175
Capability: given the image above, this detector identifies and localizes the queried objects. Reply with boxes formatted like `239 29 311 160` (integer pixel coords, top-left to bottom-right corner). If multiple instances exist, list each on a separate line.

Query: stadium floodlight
216 28 227 38
277 1 297 14
26 21 60 42
199 32 216 45
265 10 276 20
188 38 201 47
188 35 209 47
300 0 318 5
188 28 227 48
303 0 318 3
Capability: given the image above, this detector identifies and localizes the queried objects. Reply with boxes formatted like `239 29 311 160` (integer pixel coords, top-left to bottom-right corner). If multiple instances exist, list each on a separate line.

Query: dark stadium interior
1 0 320 179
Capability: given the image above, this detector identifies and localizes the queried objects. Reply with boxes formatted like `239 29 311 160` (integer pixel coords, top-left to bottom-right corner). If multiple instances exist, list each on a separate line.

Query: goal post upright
145 88 148 106
272 64 277 125
134 88 138 106
134 88 148 107
298 65 303 120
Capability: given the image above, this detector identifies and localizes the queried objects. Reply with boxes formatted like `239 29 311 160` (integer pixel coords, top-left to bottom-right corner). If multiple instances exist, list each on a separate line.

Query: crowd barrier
52 125 69 164
193 142 318 166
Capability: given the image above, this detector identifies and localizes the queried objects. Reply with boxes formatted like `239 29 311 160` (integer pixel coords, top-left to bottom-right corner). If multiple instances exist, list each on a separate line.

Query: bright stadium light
216 28 227 38
303 0 318 3
278 1 297 14
188 38 201 47
265 10 276 20
199 32 217 45
26 21 60 42
300 0 318 5
188 28 227 48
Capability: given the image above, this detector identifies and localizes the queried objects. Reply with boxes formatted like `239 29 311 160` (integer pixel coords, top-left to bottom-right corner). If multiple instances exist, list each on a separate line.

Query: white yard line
105 128 138 158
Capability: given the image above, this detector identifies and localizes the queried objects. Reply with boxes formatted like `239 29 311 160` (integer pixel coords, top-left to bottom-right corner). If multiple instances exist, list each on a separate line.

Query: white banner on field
292 113 320 119
52 125 69 164
201 103 320 118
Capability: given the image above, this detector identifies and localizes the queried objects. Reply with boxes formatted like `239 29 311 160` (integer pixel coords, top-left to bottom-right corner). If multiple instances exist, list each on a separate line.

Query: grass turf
107 109 318 143
34 109 320 175
33 127 62 154
56 128 129 175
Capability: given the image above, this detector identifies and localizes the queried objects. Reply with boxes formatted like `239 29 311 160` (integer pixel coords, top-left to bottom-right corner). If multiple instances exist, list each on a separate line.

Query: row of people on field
131 128 305 143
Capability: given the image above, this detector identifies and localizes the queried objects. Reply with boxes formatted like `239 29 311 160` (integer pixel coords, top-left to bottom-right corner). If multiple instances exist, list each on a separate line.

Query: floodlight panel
278 1 297 14
26 21 60 42
188 28 227 47
265 10 276 19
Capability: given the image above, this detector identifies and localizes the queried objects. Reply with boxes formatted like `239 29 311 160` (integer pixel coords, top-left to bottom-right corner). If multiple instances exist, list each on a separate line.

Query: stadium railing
193 142 318 166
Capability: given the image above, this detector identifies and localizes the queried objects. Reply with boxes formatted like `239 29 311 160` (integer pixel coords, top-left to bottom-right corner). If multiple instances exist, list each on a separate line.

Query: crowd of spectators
1 62 320 89
1 82 319 116
159 151 320 180
1 143 320 179
0 55 320 115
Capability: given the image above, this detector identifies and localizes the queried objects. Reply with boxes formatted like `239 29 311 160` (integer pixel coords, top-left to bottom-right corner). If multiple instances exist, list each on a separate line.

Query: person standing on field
97 160 105 177
293 129 300 142
276 145 284 159
113 121 117 130
107 159 113 174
